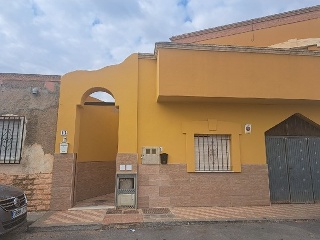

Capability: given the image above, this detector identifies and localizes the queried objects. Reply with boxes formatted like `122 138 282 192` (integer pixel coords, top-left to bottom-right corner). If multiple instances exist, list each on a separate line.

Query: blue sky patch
31 2 44 16
92 17 102 26
178 0 189 7
184 16 192 23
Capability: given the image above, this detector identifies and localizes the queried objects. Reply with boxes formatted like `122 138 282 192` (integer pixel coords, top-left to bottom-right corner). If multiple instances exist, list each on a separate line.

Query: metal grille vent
106 209 139 214
142 208 171 214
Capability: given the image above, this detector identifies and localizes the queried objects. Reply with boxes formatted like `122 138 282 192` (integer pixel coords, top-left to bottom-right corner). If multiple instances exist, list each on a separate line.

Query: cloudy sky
0 0 319 76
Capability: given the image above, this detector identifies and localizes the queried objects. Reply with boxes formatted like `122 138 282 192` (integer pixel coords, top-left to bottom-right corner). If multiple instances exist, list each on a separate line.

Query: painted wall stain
44 81 56 92
0 143 54 175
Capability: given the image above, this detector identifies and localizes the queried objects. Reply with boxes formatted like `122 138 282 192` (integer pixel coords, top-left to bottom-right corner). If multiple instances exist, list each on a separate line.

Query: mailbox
115 174 137 208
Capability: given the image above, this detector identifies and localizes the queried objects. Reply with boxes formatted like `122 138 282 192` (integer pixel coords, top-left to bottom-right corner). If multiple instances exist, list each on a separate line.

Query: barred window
194 134 231 171
0 116 25 164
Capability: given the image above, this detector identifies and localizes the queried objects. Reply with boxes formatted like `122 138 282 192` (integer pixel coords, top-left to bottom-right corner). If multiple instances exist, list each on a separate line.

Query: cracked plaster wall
0 74 60 174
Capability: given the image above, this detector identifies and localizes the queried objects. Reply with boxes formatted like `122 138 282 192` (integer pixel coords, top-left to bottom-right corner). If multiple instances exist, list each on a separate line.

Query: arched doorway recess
73 89 119 208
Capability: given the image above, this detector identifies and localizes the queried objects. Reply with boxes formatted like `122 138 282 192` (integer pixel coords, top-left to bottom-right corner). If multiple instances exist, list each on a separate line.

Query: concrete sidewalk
27 204 320 232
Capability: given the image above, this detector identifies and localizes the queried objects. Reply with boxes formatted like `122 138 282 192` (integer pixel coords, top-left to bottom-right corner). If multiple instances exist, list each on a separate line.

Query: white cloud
0 0 318 75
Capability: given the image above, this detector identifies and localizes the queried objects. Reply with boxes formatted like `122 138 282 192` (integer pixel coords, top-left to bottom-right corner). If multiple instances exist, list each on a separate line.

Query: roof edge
170 5 320 42
138 53 156 59
0 73 61 82
155 42 320 56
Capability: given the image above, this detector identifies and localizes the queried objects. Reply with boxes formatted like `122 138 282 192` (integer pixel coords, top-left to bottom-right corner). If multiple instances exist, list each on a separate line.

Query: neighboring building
0 73 60 211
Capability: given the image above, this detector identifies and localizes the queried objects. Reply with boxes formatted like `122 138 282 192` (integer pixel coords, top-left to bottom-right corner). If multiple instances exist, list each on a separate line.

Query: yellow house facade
51 5 320 210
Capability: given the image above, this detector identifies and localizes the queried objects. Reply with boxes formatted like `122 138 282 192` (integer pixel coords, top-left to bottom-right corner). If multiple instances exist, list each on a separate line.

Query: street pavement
26 203 320 232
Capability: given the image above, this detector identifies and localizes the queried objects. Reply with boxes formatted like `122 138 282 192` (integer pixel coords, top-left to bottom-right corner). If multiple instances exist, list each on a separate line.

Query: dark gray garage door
265 113 320 204
266 136 320 203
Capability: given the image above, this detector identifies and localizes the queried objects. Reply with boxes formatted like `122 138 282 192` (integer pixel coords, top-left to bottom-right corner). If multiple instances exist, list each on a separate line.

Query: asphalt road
3 220 320 240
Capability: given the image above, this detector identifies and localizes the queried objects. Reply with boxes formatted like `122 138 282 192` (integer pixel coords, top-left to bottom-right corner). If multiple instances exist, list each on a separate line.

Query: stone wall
0 173 52 211
0 73 60 211
138 164 270 208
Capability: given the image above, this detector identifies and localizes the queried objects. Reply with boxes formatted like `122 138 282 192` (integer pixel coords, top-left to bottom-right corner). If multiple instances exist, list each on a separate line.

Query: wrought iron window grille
194 134 231 171
0 116 25 164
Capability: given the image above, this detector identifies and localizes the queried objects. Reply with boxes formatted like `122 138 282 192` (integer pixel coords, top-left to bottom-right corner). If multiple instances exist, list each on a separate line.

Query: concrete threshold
69 205 115 211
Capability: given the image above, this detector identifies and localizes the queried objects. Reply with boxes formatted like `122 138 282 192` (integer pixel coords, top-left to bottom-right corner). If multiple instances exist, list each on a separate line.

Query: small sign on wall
119 164 133 171
245 124 252 134
61 130 68 136
126 165 132 171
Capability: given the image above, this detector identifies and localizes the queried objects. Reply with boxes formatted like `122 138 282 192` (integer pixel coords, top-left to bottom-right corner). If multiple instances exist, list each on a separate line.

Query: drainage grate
142 208 171 214
106 209 140 214
123 209 139 214
106 209 123 214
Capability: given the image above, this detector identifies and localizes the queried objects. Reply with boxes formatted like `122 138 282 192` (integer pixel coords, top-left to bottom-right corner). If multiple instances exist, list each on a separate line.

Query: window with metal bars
0 116 25 164
194 134 231 171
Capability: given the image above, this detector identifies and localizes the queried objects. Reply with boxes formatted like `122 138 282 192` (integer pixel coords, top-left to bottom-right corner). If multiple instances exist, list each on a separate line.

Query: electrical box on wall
141 146 161 164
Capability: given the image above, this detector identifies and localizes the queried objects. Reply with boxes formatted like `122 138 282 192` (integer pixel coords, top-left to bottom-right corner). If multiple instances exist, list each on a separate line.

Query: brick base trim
138 164 270 208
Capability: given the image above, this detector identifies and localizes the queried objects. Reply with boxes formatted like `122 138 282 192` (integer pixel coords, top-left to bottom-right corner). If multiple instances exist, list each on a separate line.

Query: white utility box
141 146 161 164
59 142 68 154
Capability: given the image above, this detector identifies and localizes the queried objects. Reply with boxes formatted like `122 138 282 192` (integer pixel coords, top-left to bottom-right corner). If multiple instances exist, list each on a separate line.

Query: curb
27 211 103 232
103 217 320 229
27 217 320 232
25 207 320 233
28 223 103 233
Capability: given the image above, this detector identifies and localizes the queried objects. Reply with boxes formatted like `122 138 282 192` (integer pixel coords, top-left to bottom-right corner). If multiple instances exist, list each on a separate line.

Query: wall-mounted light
32 87 39 95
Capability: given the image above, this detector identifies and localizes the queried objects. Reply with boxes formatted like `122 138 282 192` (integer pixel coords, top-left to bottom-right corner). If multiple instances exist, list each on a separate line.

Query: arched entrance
50 54 139 210
265 113 320 203
73 89 119 208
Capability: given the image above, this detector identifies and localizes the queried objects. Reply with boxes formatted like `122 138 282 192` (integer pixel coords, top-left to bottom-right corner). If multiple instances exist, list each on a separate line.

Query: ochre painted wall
137 57 320 170
196 18 320 47
55 54 138 155
156 48 320 102
77 105 118 162
56 50 320 172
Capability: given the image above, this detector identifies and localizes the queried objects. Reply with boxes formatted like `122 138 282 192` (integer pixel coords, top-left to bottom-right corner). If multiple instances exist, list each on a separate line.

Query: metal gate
266 137 320 203
308 137 320 201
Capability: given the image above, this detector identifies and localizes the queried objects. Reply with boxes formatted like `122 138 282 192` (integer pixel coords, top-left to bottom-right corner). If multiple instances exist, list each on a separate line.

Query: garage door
265 114 320 204
266 137 320 203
